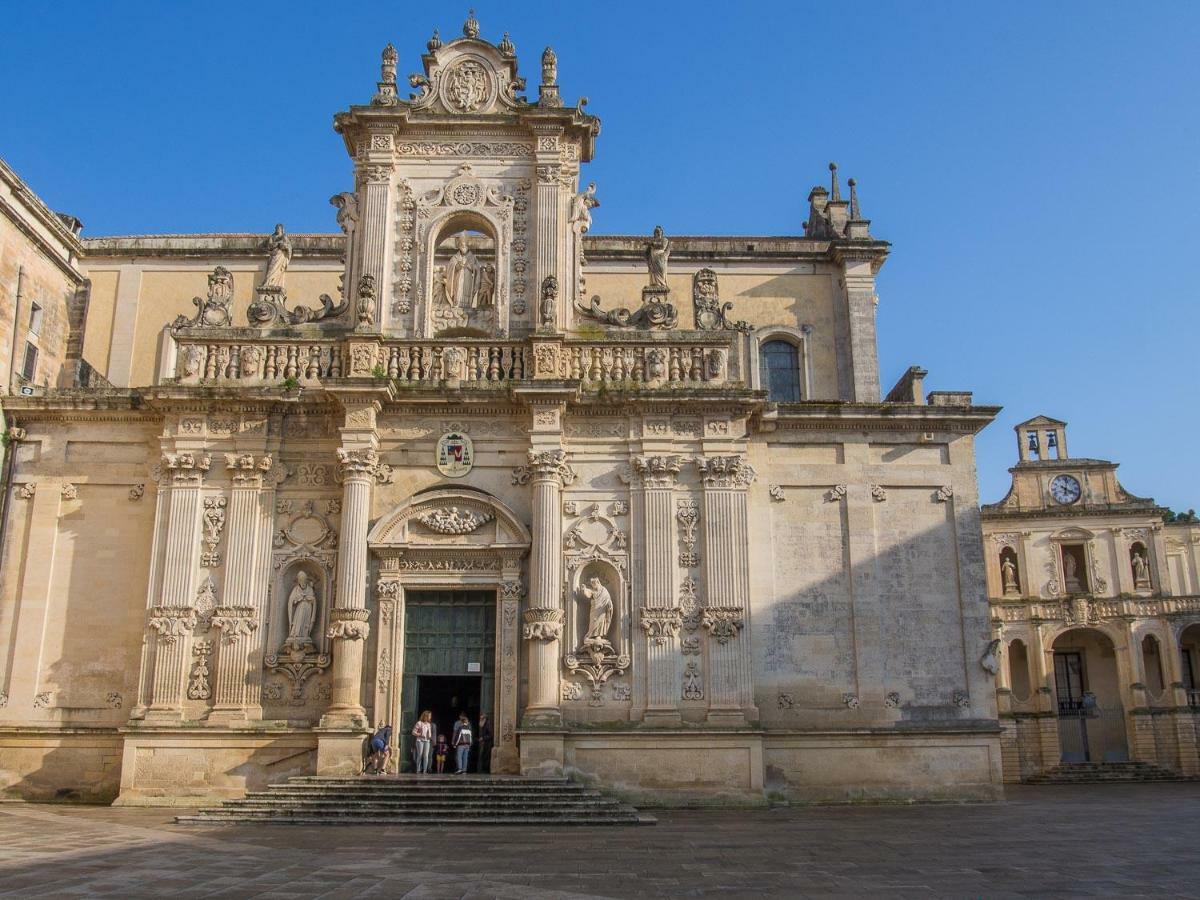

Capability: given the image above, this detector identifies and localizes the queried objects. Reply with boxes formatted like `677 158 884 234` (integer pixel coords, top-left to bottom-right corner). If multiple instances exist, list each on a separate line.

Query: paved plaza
1 784 1198 898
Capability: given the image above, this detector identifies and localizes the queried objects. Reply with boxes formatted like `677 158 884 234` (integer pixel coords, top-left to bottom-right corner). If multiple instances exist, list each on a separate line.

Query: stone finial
463 9 480 38
541 46 558 86
374 44 398 106
829 162 841 202
499 32 515 57
427 28 442 51
848 178 860 219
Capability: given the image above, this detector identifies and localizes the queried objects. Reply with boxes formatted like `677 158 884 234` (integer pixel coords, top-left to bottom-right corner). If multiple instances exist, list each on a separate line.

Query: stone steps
177 775 651 826
1025 762 1197 784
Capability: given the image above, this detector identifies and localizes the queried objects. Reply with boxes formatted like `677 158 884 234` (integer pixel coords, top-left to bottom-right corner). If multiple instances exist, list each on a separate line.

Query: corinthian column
697 455 757 724
209 453 275 723
633 455 685 725
145 452 210 722
514 448 576 725
320 446 381 729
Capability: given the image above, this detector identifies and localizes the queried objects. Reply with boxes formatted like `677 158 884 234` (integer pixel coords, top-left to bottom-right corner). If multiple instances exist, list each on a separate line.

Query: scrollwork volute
511 449 576 486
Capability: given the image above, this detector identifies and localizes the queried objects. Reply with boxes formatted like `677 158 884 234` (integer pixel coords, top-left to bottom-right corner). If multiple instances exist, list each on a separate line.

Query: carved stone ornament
187 640 213 700
336 447 393 484
692 268 751 333
356 274 378 329
163 452 212 486
326 608 371 641
264 644 331 706
631 454 684 489
981 638 1002 676
778 692 794 710
825 484 847 503
212 606 258 644
697 455 756 488
148 606 198 645
522 608 563 641
884 691 901 709
683 660 703 701
194 577 218 626
61 483 78 501
173 266 234 328
416 506 494 535
16 483 35 500
539 275 558 330
129 483 145 501
639 607 683 646
247 226 348 326
701 606 745 644
225 453 276 486
676 499 700 568
934 485 954 502
575 292 678 330
512 449 576 486
843 693 860 709
953 691 971 708
769 485 786 502
564 645 631 707
499 579 523 601
201 496 227 567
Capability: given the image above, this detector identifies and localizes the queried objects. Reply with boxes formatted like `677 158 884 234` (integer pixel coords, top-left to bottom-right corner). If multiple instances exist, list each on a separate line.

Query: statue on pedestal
580 575 614 654
261 224 292 292
646 225 670 289
1132 550 1151 588
284 571 317 651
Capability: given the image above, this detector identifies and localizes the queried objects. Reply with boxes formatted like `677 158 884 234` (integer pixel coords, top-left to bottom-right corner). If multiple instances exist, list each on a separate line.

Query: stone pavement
1 784 1199 898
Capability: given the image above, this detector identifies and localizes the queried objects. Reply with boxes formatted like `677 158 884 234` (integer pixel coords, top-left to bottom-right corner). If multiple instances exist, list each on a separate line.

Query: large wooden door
399 590 495 769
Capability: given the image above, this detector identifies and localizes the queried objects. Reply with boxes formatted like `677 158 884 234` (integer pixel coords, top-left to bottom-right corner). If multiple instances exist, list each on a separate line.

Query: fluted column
698 455 756 724
633 455 684 725
516 449 575 725
320 447 379 729
209 454 275 722
145 452 210 721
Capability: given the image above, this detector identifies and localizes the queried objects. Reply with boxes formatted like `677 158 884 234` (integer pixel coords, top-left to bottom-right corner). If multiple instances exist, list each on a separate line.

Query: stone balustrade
168 332 735 391
991 594 1200 624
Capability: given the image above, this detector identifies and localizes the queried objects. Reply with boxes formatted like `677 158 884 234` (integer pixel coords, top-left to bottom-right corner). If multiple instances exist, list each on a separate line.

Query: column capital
522 608 563 641
224 453 281 487
696 455 756 488
639 607 683 645
161 452 211 486
336 447 392 484
512 449 576 486
212 606 258 643
701 605 745 644
327 608 371 641
148 606 198 644
632 454 684 487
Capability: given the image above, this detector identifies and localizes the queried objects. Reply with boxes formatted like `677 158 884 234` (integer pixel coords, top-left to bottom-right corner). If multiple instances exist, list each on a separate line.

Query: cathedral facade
0 17 1003 805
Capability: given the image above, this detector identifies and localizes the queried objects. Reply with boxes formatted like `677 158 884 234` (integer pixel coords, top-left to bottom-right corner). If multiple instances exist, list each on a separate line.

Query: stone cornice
764 402 1001 435
0 157 84 279
81 233 342 260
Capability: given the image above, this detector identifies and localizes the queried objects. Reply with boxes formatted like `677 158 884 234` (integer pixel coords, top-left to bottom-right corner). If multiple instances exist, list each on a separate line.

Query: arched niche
568 559 626 657
1009 638 1032 701
999 546 1021 596
1129 541 1153 591
273 559 330 657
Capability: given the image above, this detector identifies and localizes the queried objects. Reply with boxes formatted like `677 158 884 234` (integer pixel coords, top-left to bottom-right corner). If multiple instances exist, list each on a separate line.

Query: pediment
408 37 526 117
368 488 530 550
1049 526 1095 542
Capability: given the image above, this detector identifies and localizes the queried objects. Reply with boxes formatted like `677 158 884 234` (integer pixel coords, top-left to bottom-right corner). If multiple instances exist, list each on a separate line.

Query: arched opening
1180 623 1200 708
1129 541 1152 590
429 214 499 333
759 339 802 402
999 547 1021 596
1052 628 1127 762
1059 543 1089 594
1009 638 1032 701
1141 634 1165 698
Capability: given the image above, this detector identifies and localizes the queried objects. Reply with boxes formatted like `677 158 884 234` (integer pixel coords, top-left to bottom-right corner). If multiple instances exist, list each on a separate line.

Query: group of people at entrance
410 710 493 774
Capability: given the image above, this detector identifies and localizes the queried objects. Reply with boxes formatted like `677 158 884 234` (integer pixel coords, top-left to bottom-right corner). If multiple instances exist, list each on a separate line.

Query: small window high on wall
760 340 801 402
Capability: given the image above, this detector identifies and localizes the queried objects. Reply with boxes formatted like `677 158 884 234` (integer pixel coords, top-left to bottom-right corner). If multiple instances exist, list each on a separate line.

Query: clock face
1050 474 1082 505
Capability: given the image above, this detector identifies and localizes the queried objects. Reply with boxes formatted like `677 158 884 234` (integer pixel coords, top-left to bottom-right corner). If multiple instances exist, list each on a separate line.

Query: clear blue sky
4 2 1198 510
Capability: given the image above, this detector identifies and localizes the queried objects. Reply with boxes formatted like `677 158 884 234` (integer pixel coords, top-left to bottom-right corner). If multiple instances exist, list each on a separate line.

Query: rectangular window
28 302 43 336
20 341 38 382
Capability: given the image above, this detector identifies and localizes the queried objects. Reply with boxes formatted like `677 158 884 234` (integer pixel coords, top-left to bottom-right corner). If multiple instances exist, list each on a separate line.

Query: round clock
1050 474 1082 505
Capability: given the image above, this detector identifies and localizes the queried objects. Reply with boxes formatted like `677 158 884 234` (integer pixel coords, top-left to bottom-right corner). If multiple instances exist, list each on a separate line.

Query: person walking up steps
452 712 473 774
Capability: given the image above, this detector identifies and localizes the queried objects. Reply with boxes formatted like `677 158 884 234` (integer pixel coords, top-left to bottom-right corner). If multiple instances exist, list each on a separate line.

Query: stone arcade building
0 17 1003 805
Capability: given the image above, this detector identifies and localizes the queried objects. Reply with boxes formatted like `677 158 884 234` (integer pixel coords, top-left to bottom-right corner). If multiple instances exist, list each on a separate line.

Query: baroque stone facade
0 16 1003 805
982 416 1200 781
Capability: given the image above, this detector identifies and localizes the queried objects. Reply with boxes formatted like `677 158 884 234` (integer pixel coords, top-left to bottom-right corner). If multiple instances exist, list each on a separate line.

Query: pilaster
697 455 757 724
355 133 395 297
831 247 883 403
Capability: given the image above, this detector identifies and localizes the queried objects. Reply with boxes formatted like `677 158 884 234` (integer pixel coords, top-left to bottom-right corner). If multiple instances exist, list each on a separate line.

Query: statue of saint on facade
474 263 496 309
1063 553 1083 593
284 571 318 651
1132 550 1151 588
1001 556 1019 594
446 234 481 308
646 225 670 289
569 183 599 233
261 224 292 291
580 575 614 653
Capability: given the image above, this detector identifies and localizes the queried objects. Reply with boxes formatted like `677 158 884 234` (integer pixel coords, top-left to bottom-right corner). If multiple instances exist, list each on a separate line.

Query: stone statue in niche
646 225 670 289
173 266 234 328
474 264 496 309
580 575 614 653
569 183 599 233
1063 552 1083 593
284 571 318 651
446 234 480 308
330 192 359 236
1001 556 1019 594
1132 550 1151 588
260 224 292 291
539 275 558 329
433 267 453 307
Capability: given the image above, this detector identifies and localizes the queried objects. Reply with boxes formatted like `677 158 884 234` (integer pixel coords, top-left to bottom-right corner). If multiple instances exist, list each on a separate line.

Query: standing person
452 712 473 775
411 710 433 774
365 725 392 775
475 713 493 773
434 735 449 774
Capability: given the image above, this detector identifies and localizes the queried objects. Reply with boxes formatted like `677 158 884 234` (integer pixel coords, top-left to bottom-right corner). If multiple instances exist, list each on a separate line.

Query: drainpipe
0 413 19 580
6 265 25 395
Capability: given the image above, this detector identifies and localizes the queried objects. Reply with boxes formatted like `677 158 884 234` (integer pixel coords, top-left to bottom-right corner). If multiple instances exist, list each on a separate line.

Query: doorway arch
1050 627 1128 763
367 488 531 773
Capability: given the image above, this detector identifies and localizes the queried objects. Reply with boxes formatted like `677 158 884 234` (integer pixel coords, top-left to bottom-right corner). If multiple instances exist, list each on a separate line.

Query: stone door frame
367 489 530 774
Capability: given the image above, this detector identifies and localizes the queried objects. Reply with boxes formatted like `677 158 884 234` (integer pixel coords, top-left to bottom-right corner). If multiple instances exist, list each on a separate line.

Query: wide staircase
176 774 652 826
1024 761 1196 784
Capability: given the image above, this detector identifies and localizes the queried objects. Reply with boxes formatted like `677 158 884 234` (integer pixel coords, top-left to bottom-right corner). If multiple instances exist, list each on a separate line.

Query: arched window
760 340 802 402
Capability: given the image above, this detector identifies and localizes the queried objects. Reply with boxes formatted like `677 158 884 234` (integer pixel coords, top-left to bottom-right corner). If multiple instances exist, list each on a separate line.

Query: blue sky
4 1 1198 510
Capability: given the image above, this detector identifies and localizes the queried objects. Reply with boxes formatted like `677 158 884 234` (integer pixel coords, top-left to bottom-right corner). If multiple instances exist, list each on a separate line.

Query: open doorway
417 674 482 750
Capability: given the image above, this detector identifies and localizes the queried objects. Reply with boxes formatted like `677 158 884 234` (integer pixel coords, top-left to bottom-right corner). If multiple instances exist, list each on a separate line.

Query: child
435 735 449 774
